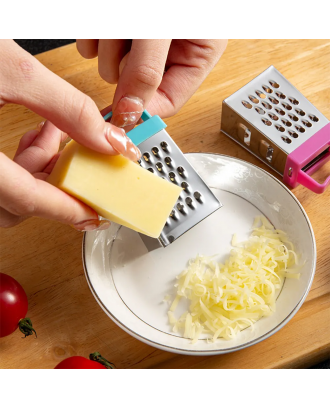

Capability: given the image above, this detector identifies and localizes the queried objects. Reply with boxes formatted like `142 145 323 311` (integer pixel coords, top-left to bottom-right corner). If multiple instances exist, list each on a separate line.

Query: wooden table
0 40 329 369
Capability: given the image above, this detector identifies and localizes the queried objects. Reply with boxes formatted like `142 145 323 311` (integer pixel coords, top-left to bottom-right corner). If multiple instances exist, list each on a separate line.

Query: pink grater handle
284 123 330 194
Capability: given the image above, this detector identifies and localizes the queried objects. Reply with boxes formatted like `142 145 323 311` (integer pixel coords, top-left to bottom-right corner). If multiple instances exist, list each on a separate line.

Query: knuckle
185 40 224 70
17 58 35 80
75 95 97 126
131 63 163 89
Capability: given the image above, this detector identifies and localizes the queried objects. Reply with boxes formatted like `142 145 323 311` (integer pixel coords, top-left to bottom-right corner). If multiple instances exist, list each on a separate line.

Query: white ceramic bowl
83 153 316 355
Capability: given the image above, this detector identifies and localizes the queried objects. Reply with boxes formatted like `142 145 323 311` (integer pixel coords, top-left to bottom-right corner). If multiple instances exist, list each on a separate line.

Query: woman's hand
0 40 141 229
77 39 228 129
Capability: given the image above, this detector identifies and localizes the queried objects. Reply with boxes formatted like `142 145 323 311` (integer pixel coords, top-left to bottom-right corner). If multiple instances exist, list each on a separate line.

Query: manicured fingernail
72 219 111 232
36 121 45 132
105 124 141 161
111 96 144 128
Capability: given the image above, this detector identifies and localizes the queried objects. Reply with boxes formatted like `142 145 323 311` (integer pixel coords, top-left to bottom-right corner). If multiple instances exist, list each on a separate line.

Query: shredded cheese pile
167 216 301 343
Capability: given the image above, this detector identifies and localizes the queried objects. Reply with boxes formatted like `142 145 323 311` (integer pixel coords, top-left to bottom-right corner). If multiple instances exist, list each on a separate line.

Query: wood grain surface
0 40 329 369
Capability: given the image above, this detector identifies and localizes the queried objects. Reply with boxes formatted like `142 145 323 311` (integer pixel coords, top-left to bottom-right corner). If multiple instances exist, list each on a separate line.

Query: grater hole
281 119 292 127
164 157 172 167
249 95 259 104
302 120 312 128
151 147 159 157
268 113 279 121
275 125 285 132
295 108 305 116
262 118 272 126
160 141 168 151
177 166 185 177
181 181 190 192
156 162 164 173
288 130 299 138
266 146 274 163
255 107 265 115
143 152 151 162
276 91 286 99
242 100 252 109
147 167 154 173
309 114 319 122
281 136 292 144
262 85 273 94
244 128 251 146
289 97 299 105
177 202 186 214
262 102 272 109
168 236 175 243
256 90 266 99
282 102 292 111
170 210 177 220
269 97 279 105
269 80 280 89
194 191 203 202
185 197 194 208
295 125 306 133
288 114 299 122
275 107 285 116
169 172 177 182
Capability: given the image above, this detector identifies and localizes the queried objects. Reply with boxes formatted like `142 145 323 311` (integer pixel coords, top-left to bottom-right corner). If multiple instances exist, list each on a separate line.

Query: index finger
0 40 140 161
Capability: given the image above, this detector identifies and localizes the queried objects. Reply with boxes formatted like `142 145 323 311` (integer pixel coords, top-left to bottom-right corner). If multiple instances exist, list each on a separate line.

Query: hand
76 39 228 129
0 40 141 229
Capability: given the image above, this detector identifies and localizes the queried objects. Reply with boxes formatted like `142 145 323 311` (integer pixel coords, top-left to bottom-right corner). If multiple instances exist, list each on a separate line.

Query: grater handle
103 110 152 122
103 110 166 146
296 168 330 194
284 123 330 194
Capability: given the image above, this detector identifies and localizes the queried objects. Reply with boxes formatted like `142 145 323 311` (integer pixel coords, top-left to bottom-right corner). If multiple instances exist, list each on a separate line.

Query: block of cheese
47 141 182 238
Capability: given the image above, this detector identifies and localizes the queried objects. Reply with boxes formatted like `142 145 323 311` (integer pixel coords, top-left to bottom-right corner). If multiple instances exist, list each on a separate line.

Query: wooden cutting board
0 40 329 369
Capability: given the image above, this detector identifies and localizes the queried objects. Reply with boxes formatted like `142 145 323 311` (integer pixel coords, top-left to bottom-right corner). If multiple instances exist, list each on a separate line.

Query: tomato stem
89 352 115 369
18 318 37 338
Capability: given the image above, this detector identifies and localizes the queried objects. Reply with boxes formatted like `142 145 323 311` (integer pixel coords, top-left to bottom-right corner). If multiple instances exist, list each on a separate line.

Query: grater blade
103 109 222 247
137 128 222 248
221 66 329 177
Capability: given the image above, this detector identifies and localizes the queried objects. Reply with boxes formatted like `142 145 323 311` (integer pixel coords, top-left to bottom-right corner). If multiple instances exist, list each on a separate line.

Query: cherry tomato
0 272 36 338
55 356 105 369
55 352 115 369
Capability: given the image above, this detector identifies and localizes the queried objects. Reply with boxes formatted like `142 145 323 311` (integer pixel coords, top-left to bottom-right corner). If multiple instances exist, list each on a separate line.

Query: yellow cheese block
47 141 182 238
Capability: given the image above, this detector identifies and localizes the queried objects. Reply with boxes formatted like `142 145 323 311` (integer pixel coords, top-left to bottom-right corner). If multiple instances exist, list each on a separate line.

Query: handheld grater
103 110 222 247
221 66 330 194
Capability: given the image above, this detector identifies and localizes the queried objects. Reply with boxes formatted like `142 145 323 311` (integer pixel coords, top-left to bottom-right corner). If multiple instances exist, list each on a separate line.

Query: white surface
83 153 316 355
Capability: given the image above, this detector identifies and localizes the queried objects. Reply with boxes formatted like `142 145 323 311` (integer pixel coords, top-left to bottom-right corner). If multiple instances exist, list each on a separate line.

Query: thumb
111 40 171 128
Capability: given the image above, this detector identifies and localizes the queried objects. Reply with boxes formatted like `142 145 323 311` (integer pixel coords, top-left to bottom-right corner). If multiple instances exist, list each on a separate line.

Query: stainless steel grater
103 110 222 247
221 66 330 194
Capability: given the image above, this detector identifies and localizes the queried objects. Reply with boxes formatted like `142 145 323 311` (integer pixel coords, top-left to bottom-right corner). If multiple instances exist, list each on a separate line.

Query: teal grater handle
103 110 167 146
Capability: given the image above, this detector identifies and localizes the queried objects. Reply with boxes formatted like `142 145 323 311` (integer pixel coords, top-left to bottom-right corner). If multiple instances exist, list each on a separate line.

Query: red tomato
55 352 115 369
0 272 36 338
55 356 106 369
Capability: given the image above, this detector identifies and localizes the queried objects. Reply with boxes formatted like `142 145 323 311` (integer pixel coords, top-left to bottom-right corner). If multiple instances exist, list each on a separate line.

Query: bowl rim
82 153 317 356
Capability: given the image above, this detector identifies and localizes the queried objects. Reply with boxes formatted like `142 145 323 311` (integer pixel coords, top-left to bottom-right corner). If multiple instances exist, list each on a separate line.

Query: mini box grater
103 110 222 247
221 66 330 194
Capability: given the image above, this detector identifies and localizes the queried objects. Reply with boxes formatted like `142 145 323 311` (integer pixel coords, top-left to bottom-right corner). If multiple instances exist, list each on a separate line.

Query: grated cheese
168 216 302 343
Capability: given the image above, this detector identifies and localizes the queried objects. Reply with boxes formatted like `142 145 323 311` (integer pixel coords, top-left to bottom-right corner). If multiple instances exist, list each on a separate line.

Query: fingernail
36 121 45 132
72 219 111 232
111 96 144 128
105 124 141 162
